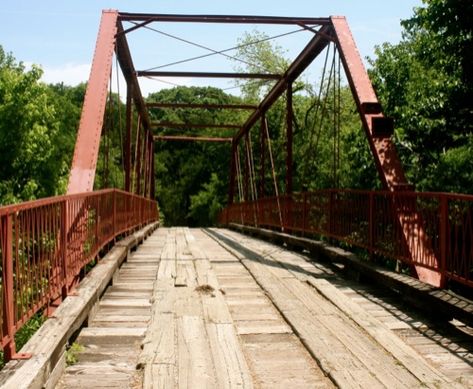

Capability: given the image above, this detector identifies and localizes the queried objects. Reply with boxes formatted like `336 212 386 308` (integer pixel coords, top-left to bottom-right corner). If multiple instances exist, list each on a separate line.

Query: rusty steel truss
67 11 441 286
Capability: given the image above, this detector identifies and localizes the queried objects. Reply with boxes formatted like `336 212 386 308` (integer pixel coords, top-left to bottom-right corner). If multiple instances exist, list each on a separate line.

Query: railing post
95 196 100 251
61 200 69 298
302 192 307 236
328 191 335 236
439 195 448 288
369 192 374 259
113 190 117 239
2 214 16 361
1 215 30 361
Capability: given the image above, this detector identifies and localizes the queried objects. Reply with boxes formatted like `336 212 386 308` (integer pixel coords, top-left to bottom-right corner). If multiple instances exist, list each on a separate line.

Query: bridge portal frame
66 10 442 286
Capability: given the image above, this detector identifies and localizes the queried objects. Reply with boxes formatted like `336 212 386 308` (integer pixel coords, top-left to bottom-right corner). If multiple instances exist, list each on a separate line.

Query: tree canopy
0 47 84 204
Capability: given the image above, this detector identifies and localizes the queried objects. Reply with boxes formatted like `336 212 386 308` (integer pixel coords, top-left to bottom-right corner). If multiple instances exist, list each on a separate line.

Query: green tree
189 173 226 226
47 82 85 193
369 0 473 192
149 86 245 225
0 47 61 204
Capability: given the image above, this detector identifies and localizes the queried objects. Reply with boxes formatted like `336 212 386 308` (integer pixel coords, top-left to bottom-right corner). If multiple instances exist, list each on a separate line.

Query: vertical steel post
439 195 448 288
302 191 307 236
1 215 30 361
151 140 156 200
148 133 153 198
228 140 237 206
329 190 335 236
143 133 149 198
125 83 133 192
260 113 266 198
95 196 100 250
369 192 374 258
2 215 16 361
61 200 69 299
113 189 117 239
141 131 148 196
286 83 293 195
135 123 142 195
244 134 250 202
285 84 294 230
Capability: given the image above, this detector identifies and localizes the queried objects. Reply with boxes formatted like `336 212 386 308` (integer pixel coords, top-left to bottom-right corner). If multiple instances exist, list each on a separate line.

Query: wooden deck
56 227 473 388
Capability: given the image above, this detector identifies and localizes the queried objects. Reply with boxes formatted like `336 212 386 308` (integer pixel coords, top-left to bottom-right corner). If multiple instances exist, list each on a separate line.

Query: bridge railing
0 189 158 360
220 189 473 288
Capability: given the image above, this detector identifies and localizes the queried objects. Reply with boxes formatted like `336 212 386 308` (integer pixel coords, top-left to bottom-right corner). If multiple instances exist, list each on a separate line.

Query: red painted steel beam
331 16 441 286
154 135 233 143
115 21 151 130
118 13 330 25
286 83 293 195
150 140 155 200
135 122 143 195
147 102 257 110
228 140 237 205
152 121 241 130
124 84 132 192
67 10 118 194
259 114 267 198
137 71 282 80
234 24 332 143
331 16 408 190
148 103 257 110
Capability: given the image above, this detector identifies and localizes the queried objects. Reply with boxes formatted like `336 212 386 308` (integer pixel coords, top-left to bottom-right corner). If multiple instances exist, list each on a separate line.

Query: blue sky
1 0 423 96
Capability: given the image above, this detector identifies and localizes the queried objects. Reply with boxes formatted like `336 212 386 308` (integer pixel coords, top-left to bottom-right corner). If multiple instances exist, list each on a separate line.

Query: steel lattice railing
0 189 158 360
220 189 473 289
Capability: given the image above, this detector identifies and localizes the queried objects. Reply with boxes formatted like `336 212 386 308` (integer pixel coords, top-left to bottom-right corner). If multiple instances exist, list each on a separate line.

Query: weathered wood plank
177 315 217 388
206 323 254 389
211 229 437 388
308 277 453 387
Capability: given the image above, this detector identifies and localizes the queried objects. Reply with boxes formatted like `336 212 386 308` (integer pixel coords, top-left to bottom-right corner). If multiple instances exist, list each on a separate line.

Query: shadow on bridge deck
3 227 473 388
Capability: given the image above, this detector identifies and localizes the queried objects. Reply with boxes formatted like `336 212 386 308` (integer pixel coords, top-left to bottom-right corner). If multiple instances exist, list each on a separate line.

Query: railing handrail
0 188 156 215
0 189 159 361
226 189 473 204
221 189 473 290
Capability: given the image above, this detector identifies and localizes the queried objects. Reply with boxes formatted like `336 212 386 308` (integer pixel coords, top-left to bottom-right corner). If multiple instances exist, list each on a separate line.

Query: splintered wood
56 227 473 388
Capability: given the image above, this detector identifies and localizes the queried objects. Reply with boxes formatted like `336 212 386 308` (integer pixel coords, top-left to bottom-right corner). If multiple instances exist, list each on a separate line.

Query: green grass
65 342 84 366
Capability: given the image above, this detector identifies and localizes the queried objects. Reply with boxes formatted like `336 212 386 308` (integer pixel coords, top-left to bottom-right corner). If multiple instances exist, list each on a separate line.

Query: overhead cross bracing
70 11 407 191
